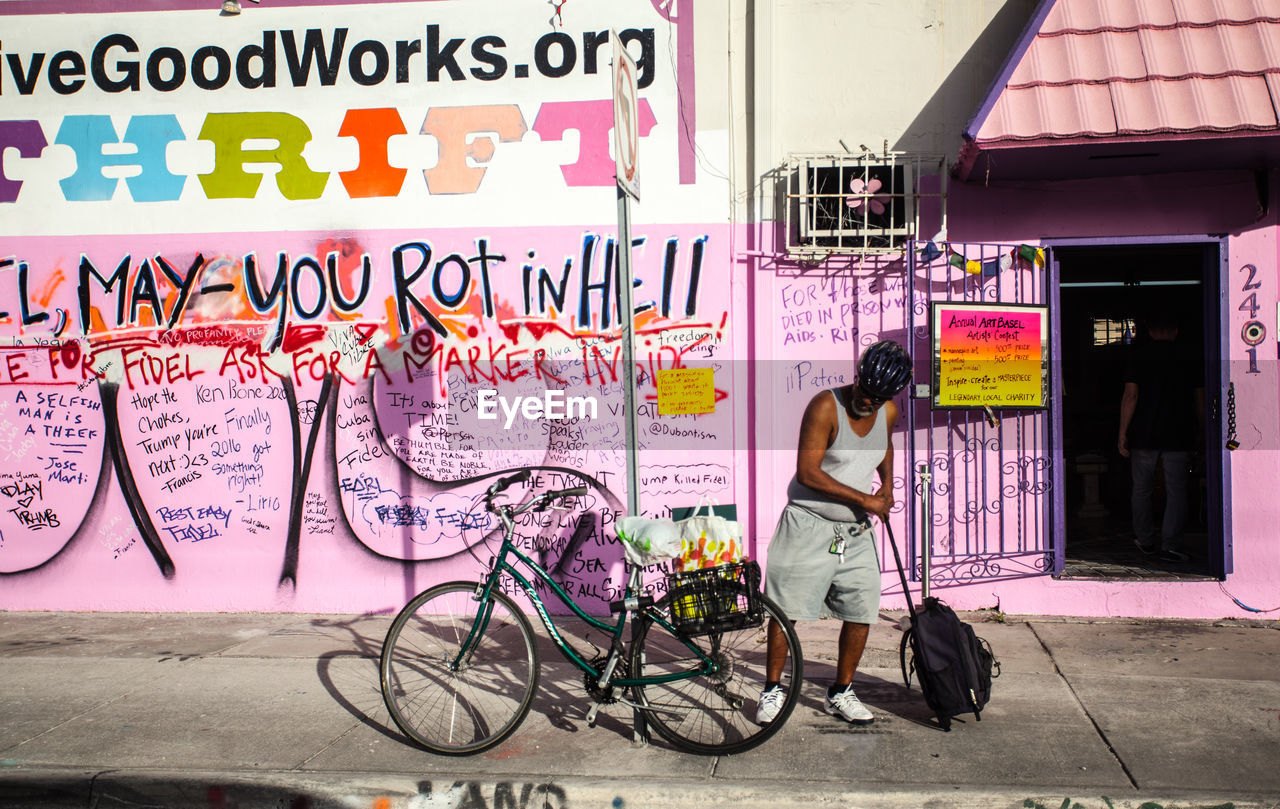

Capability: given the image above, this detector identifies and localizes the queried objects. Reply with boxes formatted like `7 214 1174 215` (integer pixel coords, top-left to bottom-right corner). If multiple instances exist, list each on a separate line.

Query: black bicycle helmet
855 340 912 400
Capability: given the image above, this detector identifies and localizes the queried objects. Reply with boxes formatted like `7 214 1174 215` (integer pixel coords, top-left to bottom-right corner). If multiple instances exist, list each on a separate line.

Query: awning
957 0 1280 182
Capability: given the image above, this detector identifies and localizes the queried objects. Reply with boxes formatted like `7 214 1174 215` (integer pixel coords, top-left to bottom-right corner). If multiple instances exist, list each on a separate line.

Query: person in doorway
756 340 912 726
1117 312 1203 562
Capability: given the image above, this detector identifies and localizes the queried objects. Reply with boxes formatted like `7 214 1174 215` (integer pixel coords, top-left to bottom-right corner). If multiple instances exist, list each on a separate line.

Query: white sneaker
756 685 786 724
222 0 241 13
824 686 874 725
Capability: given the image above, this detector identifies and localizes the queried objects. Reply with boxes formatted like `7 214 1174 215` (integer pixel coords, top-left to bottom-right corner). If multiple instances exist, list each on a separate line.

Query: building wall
736 0 1280 619
737 0 1042 592
0 0 744 612
936 171 1280 619
3 0 1275 619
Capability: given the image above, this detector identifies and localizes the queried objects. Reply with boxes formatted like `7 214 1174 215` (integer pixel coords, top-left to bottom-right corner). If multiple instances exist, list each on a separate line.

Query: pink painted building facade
748 0 1280 620
1 0 1276 619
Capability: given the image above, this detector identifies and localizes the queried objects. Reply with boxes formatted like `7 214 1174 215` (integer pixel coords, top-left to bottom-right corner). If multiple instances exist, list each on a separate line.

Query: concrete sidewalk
1 610 1277 809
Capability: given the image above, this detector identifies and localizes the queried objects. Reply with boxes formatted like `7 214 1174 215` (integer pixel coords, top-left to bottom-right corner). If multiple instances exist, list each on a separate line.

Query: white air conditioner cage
785 152 920 257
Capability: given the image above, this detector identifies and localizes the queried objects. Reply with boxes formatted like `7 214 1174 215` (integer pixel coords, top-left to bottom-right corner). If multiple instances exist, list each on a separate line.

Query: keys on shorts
829 530 846 563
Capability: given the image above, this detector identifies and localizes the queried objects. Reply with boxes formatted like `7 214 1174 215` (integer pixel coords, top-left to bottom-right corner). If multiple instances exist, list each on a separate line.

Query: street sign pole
611 27 641 521
611 28 646 745
617 187 640 520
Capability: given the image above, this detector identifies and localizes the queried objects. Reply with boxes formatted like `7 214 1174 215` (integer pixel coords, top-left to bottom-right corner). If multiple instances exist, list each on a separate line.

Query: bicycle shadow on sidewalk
307 613 412 744
307 613 639 748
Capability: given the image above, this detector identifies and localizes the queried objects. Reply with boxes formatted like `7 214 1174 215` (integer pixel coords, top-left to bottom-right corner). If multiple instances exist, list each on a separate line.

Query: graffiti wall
749 249 918 598
0 0 741 612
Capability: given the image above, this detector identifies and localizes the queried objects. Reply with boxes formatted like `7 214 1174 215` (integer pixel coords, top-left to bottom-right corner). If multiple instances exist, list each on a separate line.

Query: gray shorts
763 503 881 624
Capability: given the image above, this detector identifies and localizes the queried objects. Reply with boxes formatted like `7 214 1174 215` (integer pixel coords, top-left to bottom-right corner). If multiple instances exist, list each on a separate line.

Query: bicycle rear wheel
628 592 802 755
380 581 540 755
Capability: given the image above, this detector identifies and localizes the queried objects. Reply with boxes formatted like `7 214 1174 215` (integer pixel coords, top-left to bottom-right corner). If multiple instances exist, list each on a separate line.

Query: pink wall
6 205 1273 619
946 169 1280 618
948 170 1262 244
748 234 1056 616
744 168 1280 620
6 205 1275 619
0 0 745 616
0 224 739 612
3 0 1274 619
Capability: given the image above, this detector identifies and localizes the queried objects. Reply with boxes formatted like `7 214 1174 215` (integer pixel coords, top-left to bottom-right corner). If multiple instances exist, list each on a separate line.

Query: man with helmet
756 340 912 726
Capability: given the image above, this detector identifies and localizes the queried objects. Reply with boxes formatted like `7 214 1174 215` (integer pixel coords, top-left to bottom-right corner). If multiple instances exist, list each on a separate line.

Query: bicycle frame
458 497 718 690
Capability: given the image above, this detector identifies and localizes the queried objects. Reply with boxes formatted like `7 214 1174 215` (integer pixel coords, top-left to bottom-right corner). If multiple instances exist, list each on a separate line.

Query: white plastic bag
672 500 745 573
616 516 682 566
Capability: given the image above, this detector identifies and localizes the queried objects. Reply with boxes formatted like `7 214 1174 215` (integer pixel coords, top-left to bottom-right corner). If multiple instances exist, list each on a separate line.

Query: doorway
1053 242 1224 580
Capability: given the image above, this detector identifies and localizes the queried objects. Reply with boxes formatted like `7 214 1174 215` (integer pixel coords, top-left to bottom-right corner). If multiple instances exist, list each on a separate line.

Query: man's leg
765 617 789 682
1159 450 1190 554
824 620 874 724
761 504 821 683
834 621 869 685
1130 449 1158 550
765 619 870 691
757 618 793 724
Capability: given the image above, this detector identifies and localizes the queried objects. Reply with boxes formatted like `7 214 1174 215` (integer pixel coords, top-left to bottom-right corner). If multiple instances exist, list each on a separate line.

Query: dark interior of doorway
1056 243 1218 580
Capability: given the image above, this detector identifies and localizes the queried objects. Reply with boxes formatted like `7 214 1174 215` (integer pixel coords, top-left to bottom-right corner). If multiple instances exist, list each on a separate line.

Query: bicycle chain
584 655 629 704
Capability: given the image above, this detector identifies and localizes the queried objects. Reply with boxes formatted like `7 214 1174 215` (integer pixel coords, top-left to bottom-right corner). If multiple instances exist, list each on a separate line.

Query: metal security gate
903 240 1056 586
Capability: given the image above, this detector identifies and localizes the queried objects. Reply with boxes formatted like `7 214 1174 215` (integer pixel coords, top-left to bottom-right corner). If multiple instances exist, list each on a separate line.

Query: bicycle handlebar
486 469 531 498
529 485 588 512
484 473 587 513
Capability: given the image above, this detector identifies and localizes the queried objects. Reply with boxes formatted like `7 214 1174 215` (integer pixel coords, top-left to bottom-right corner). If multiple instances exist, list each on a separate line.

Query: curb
1 769 1275 809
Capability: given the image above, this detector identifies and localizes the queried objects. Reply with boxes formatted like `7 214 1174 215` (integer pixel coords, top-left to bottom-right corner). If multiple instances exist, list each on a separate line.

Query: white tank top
786 389 888 522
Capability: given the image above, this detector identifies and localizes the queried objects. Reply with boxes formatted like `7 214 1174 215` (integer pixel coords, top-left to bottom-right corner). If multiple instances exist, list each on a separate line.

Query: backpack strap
898 628 914 688
982 637 1002 679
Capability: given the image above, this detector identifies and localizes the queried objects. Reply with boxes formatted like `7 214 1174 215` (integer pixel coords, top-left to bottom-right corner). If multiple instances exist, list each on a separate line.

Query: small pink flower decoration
846 177 889 215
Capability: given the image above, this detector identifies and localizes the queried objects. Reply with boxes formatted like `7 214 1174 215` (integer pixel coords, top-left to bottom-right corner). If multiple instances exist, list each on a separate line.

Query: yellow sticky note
656 368 715 415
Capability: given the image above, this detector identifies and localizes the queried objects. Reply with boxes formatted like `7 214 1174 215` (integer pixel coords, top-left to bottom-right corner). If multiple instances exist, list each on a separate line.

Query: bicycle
379 469 804 756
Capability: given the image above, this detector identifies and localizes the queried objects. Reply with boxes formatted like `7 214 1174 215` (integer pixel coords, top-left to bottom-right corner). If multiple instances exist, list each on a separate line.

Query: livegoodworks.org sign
0 26 657 96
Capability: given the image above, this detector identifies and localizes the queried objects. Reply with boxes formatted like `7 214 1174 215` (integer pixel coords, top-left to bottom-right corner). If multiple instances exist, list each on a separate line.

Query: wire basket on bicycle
617 512 765 637
666 560 764 637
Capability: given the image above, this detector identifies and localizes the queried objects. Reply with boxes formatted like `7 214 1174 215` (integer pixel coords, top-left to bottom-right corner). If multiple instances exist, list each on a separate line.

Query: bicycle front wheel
380 581 540 755
628 592 803 755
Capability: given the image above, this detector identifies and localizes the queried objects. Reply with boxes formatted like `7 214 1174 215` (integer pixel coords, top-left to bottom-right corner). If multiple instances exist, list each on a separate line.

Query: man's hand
863 485 893 520
1118 383 1137 459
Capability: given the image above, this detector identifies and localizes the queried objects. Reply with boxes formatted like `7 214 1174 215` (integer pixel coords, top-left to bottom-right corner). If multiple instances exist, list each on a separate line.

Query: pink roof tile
1111 75 1278 132
1010 30 1148 85
1043 0 1178 33
1171 0 1280 27
972 0 1280 146
981 83 1118 141
1138 22 1280 76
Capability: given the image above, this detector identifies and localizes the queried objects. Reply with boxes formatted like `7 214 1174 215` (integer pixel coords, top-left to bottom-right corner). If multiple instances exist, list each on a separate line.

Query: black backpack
885 523 1000 731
